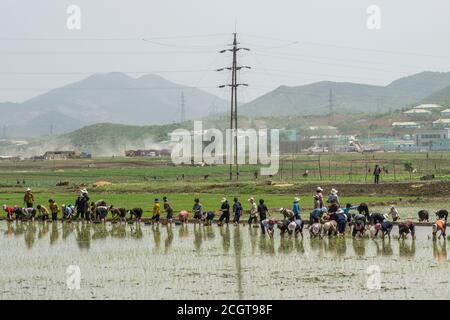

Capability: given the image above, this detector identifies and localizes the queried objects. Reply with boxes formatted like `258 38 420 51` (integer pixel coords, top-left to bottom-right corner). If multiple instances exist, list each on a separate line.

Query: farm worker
36 205 49 221
261 218 275 239
218 198 230 225
151 198 161 223
432 219 447 241
75 189 90 221
48 199 59 221
179 210 189 223
192 198 203 221
232 197 243 225
388 206 400 221
247 197 258 226
62 204 74 220
24 188 35 208
313 187 324 209
352 213 367 238
368 212 385 225
279 208 294 221
22 207 36 221
327 188 340 206
163 197 174 222
292 197 301 220
335 209 347 235
357 202 370 220
435 209 448 222
257 199 269 234
372 220 393 239
309 207 328 225
343 203 358 222
202 211 215 225
374 165 382 184
398 220 416 240
3 205 15 220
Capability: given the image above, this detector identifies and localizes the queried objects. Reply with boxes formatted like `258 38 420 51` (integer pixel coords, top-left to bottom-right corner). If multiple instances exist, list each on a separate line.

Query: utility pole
218 33 250 180
180 92 186 123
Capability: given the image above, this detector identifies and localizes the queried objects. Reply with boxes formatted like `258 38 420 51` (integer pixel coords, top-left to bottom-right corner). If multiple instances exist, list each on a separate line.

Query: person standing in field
247 197 258 226
374 165 382 184
292 197 301 220
218 197 230 225
48 199 59 222
163 196 174 223
257 199 269 234
232 197 243 225
75 189 90 221
388 206 400 221
327 188 340 207
24 188 35 208
151 198 161 224
314 187 324 209
192 198 203 223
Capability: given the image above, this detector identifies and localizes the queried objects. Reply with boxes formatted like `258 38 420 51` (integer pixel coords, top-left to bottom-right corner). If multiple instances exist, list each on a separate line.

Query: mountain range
1 71 450 137
0 73 228 137
240 71 450 117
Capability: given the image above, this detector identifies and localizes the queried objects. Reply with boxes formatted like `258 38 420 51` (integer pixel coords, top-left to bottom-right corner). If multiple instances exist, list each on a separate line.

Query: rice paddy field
0 221 448 300
0 154 449 300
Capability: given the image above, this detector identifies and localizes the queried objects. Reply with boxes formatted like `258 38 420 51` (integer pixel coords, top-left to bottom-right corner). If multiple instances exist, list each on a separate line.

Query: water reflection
0 222 442 261
399 239 416 258
433 241 447 263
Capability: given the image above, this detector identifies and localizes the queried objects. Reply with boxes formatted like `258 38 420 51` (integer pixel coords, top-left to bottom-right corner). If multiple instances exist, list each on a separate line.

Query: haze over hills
1 71 450 138
240 71 450 117
0 73 228 137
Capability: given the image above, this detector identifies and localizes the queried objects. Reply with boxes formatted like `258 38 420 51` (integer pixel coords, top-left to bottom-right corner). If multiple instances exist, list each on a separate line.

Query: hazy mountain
0 73 228 137
421 85 450 107
241 71 450 117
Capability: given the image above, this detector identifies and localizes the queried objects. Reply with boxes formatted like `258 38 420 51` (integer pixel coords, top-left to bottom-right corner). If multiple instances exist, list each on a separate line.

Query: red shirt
4 206 14 216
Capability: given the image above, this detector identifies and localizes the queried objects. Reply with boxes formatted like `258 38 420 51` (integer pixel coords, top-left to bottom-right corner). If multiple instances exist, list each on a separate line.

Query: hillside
421 85 450 107
0 73 228 137
240 71 450 117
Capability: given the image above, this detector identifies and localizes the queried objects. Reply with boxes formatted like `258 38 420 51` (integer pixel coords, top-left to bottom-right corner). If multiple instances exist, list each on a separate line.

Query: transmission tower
328 88 334 122
218 33 250 180
180 92 186 123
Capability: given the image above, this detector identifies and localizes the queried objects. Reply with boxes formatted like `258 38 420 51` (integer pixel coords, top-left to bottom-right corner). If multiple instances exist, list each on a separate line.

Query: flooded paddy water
0 220 448 300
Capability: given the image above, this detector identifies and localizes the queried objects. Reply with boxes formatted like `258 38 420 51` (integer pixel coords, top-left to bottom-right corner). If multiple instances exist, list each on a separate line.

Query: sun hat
279 208 285 212
26 188 31 192
316 187 323 192
221 197 227 203
2 204 6 210
248 197 255 202
294 197 300 202
331 188 338 194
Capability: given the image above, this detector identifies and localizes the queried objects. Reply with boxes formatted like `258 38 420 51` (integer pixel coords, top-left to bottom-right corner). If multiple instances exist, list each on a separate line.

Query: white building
432 118 450 128
440 109 450 118
403 108 432 120
415 129 450 150
413 103 444 111
392 122 420 129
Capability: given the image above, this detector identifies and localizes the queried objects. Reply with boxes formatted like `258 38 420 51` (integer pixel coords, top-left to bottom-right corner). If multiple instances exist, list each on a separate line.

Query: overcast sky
1 0 450 103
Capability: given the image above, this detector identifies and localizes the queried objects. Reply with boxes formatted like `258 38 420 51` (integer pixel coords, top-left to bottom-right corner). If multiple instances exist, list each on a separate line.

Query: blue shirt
293 202 301 217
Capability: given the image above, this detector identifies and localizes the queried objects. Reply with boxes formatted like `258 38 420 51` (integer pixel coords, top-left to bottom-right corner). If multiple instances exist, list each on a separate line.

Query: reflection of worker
374 165 382 184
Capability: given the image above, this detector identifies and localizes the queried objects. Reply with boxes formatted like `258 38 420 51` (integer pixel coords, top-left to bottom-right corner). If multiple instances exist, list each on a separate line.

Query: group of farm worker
2 186 448 241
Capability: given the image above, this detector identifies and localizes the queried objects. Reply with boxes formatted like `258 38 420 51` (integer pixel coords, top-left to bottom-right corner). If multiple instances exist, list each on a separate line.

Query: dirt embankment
294 181 450 197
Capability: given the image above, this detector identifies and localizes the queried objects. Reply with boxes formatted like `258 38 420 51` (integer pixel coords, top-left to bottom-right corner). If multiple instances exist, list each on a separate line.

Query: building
125 149 171 157
403 108 432 119
440 109 450 118
413 104 444 112
43 151 76 160
392 122 420 129
42 151 91 160
415 129 450 151
432 118 450 128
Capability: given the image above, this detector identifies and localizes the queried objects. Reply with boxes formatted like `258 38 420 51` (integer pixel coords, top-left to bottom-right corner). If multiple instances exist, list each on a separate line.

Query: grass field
1 151 450 219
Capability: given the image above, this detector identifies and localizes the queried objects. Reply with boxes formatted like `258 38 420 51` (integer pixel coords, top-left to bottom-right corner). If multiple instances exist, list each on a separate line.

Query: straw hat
316 187 323 192
294 197 300 202
248 197 255 202
221 197 227 203
26 188 31 192
331 188 338 194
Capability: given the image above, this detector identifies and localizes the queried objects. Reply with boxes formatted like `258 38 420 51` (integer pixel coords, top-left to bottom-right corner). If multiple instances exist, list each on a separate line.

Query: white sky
0 0 450 103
